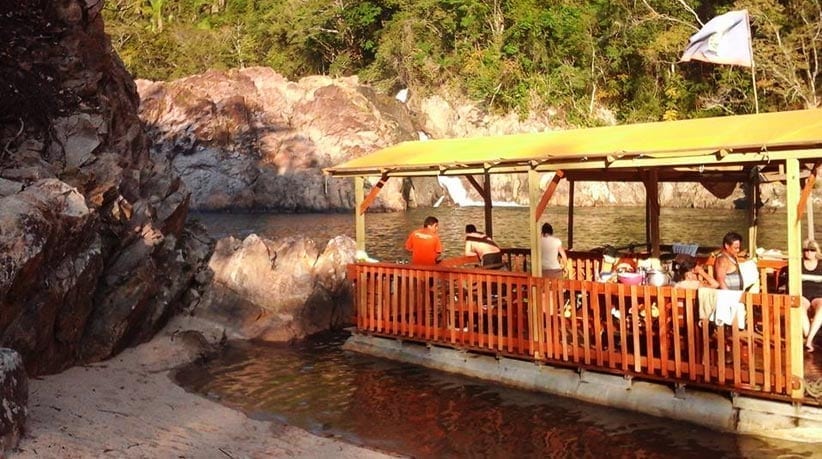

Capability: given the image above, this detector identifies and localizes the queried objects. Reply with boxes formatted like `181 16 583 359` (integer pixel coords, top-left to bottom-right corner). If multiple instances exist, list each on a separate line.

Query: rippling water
174 332 819 458
192 206 819 262
180 208 822 457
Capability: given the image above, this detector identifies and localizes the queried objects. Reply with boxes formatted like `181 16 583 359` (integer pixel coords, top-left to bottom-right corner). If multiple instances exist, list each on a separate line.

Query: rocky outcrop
193 235 356 342
0 1 211 374
137 69 443 212
137 70 812 211
0 348 26 454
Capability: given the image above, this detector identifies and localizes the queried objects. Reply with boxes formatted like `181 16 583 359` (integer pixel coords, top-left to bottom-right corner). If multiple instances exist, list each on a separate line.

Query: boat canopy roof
324 109 822 181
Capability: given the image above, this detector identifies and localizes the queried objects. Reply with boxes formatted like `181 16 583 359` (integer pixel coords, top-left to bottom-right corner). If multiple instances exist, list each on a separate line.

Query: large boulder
0 348 27 454
137 69 440 212
0 1 212 374
195 235 356 341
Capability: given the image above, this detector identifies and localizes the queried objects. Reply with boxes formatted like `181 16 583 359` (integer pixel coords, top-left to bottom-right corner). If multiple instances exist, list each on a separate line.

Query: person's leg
801 296 811 338
806 297 822 351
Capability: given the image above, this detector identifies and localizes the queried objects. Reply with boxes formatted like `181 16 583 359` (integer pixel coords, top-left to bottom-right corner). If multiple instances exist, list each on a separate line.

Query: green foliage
103 0 817 123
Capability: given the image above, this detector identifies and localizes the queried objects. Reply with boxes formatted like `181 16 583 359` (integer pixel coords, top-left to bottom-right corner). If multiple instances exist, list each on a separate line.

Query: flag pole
745 10 759 113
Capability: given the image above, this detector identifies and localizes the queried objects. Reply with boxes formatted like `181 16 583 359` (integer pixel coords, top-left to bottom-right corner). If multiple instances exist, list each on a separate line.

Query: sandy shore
12 318 397 458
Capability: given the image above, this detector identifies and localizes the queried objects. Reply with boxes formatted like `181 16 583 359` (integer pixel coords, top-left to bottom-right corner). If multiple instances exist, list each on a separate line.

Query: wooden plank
603 284 616 369
745 296 755 388
354 177 365 254
785 157 804 398
400 268 409 336
631 286 642 373
553 282 563 360
645 170 661 257
618 284 629 372
774 295 785 393
732 295 742 387
796 162 818 223
535 170 565 222
511 276 519 354
671 289 683 378
591 283 604 366
643 286 655 375
358 173 389 215
718 322 727 384
702 315 711 384
762 293 772 392
581 284 591 365
658 287 670 378
568 180 575 249
367 268 376 331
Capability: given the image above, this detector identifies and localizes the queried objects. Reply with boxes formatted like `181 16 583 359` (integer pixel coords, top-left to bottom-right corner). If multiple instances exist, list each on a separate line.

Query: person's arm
404 232 414 254
695 265 719 288
435 237 443 263
714 256 730 289
558 245 568 268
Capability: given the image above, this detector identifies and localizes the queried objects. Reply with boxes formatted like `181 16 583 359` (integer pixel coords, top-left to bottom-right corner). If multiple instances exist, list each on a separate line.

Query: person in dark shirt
801 240 822 352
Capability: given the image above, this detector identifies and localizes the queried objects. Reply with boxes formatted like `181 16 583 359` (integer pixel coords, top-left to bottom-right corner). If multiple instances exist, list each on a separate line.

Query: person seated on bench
464 224 504 269
672 254 719 289
714 231 744 290
801 240 822 352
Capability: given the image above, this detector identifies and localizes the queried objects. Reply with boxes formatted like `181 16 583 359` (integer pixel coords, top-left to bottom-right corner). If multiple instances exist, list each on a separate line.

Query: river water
191 205 820 262
176 207 822 458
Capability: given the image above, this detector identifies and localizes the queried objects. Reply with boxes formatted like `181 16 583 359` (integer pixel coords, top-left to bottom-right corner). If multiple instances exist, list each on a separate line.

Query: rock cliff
0 0 210 375
138 70 810 212
137 68 443 212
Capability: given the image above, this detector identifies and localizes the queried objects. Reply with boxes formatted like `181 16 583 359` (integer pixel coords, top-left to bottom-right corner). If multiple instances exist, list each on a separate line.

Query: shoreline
12 317 397 458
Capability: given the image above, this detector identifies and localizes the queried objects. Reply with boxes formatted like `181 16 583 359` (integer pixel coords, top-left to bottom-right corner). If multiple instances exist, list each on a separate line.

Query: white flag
680 10 753 67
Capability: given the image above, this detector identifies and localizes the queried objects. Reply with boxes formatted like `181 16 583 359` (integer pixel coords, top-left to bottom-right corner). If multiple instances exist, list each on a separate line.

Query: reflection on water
192 206 819 263
174 333 818 458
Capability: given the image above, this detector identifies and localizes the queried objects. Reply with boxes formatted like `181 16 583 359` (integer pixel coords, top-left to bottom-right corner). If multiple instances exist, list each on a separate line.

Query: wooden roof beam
534 169 565 222
358 172 390 215
796 162 820 223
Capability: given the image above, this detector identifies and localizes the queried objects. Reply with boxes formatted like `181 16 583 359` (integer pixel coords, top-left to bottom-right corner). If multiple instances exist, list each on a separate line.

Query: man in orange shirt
404 216 443 265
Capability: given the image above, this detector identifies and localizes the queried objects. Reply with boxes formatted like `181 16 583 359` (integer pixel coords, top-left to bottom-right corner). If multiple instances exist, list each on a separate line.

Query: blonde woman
801 240 822 352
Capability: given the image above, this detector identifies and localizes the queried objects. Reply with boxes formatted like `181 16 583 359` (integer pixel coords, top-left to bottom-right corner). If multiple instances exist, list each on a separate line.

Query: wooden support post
568 180 575 250
354 176 366 255
484 171 493 237
534 170 565 222
529 169 541 277
466 173 494 237
785 158 804 399
528 168 541 359
747 177 760 255
644 170 661 258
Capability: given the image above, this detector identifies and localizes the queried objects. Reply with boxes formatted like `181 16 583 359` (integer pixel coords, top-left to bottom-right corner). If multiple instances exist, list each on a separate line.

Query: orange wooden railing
348 261 802 402
502 249 786 293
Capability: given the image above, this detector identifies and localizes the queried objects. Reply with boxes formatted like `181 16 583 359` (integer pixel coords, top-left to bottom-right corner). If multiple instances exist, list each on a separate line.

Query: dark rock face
137 69 436 212
0 1 211 374
0 348 27 454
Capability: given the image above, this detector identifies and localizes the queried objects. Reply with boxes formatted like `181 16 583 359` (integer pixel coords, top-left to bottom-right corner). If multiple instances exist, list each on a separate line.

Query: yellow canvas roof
324 109 822 177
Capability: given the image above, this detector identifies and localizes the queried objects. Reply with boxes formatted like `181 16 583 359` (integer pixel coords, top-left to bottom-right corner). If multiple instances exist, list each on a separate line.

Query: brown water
180 208 822 458
174 332 820 458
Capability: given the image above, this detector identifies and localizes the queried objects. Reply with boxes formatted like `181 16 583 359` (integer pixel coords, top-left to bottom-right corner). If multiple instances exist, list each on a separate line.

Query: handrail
347 262 804 403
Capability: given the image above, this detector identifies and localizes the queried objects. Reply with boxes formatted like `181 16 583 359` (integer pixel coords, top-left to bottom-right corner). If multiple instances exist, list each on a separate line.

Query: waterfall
436 176 522 207
420 131 520 207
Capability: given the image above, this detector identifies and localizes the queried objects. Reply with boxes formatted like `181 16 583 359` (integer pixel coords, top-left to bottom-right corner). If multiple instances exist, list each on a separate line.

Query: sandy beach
12 317 396 458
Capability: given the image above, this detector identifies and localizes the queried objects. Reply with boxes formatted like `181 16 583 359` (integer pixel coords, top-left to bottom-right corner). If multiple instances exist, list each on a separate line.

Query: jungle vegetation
104 0 820 124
